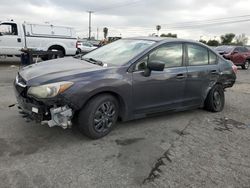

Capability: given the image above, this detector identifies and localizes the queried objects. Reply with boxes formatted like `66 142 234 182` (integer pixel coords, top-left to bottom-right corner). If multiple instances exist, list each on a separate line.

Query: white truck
0 20 77 58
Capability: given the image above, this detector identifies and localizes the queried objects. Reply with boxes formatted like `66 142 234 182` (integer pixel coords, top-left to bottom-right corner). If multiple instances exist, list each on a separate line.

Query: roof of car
216 45 248 48
124 36 198 43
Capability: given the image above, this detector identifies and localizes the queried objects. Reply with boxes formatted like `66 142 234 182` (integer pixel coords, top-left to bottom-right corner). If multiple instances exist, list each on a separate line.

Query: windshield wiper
82 57 103 66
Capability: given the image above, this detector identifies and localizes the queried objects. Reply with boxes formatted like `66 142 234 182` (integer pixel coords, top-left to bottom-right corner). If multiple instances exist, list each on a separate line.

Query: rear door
132 43 187 114
0 23 23 55
185 43 219 107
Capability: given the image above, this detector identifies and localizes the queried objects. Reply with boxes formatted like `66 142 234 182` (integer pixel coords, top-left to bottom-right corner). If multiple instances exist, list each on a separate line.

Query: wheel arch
79 90 128 121
202 82 224 107
48 45 66 56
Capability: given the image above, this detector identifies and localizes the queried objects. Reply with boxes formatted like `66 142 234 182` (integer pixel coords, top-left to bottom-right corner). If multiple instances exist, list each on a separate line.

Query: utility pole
88 11 93 40
97 27 99 40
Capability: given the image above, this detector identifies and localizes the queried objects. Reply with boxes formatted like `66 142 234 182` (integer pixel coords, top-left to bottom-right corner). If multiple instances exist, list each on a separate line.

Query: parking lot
0 60 250 188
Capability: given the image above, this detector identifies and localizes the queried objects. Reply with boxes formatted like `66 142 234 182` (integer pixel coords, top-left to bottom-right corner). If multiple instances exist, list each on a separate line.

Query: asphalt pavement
0 60 249 188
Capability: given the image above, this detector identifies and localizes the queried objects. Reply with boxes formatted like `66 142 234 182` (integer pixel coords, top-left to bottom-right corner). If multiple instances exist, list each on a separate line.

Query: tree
156 25 161 36
160 33 177 38
207 40 219 46
220 33 235 45
199 39 207 44
103 27 108 39
234 34 248 45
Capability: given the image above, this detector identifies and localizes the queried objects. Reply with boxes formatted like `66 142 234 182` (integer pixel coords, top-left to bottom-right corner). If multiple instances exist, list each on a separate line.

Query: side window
0 24 18 35
234 47 241 52
241 47 248 52
148 44 183 68
187 44 208 66
135 56 148 71
135 44 183 71
209 51 217 64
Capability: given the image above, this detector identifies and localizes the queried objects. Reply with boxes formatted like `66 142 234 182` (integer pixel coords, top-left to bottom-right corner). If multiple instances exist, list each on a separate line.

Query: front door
0 23 23 55
132 43 187 114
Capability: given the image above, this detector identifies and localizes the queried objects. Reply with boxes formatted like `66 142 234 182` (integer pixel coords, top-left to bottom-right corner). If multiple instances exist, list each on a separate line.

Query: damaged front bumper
42 106 73 129
14 82 74 129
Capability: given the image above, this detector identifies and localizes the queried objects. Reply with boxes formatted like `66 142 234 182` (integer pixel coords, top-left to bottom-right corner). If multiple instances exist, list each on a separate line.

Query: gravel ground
0 61 249 188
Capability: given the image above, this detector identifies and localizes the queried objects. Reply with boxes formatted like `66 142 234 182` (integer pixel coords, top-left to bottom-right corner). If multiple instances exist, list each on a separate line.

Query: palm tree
103 27 108 39
156 25 161 36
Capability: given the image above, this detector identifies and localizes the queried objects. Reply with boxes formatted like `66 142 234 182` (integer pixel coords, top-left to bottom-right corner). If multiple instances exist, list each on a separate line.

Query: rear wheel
242 61 249 70
41 47 65 61
204 84 225 112
78 94 119 139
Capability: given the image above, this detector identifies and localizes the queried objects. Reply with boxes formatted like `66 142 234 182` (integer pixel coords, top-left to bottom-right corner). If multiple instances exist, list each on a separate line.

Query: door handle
17 38 21 43
176 74 185 79
210 70 219 75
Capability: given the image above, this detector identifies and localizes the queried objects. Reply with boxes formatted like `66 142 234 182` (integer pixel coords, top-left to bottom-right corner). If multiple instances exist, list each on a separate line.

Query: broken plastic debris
8 103 16 108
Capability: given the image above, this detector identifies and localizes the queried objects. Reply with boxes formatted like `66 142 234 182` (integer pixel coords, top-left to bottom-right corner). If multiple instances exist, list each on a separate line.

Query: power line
85 0 146 38
99 14 250 29
160 14 250 27
102 16 250 33
94 0 145 13
82 13 250 38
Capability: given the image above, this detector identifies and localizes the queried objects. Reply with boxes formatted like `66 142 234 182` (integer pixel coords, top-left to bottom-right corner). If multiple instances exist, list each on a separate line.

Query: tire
78 94 119 139
204 84 225 112
41 48 64 61
242 61 249 70
76 48 81 55
41 56 49 61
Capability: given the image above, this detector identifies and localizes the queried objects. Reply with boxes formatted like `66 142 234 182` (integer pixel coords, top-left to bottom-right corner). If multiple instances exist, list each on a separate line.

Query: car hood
19 57 104 83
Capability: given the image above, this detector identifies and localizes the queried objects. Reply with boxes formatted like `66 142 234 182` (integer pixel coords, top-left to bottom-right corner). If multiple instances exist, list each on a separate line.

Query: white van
0 20 77 57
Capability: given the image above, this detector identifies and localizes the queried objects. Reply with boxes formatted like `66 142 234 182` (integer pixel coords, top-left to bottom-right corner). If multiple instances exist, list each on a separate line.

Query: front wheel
242 61 249 70
78 94 119 139
204 84 225 112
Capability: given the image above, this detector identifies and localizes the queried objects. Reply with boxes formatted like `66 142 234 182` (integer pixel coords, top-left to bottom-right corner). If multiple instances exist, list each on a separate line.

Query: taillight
76 41 80 48
232 65 238 74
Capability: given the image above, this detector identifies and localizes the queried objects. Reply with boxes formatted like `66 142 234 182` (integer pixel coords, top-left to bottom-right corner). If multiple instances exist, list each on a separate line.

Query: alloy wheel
213 90 222 111
93 101 116 133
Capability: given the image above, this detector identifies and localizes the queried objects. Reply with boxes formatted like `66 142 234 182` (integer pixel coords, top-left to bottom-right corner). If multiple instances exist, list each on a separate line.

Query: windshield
83 39 155 66
215 46 234 53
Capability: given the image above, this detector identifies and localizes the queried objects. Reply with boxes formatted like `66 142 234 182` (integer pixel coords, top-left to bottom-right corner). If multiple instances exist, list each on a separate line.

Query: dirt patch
214 117 247 132
115 138 145 146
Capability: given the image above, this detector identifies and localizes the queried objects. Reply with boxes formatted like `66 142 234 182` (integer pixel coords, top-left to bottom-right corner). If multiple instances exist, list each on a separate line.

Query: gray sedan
14 37 236 139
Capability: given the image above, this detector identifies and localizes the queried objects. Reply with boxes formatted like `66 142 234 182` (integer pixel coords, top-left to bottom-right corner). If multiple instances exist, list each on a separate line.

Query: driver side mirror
0 32 2 36
144 60 165 77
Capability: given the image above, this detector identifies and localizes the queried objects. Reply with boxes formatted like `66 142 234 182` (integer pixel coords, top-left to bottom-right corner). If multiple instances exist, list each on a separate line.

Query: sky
1 0 250 43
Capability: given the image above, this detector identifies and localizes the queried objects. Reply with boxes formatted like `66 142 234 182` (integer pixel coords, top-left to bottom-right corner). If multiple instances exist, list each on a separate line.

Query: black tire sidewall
48 49 64 59
78 95 119 139
205 84 225 112
244 61 249 70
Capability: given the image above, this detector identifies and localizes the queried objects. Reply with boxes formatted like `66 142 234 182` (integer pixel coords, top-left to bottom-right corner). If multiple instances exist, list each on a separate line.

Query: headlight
27 81 73 98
